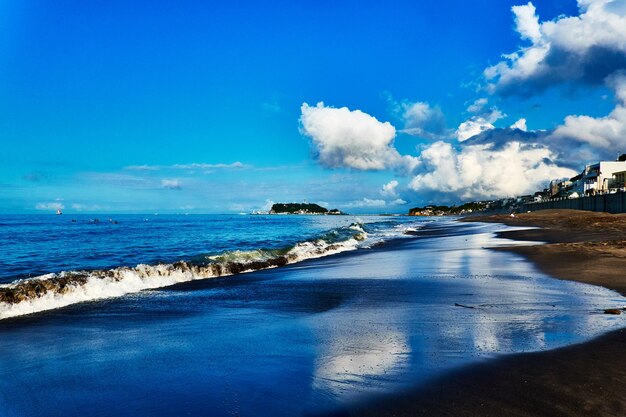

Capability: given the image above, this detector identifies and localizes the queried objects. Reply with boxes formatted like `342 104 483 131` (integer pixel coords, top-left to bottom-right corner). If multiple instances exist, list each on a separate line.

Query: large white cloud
300 102 402 170
300 101 578 201
485 0 626 95
409 141 576 200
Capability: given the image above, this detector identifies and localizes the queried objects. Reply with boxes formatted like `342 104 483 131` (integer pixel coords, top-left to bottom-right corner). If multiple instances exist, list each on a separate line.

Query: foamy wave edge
0 224 368 320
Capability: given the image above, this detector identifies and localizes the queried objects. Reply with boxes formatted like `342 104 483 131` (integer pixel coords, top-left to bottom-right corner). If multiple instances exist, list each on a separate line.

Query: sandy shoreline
476 210 626 297
353 209 626 417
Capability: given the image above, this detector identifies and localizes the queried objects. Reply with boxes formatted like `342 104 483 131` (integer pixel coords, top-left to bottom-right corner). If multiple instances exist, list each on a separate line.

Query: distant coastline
408 202 490 216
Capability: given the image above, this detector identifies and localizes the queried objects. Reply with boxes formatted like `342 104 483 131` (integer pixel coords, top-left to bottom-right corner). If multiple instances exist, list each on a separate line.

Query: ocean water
0 214 412 318
0 215 625 416
0 214 397 283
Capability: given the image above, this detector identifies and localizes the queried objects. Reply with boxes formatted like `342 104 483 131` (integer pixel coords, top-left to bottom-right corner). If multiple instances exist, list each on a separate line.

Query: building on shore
581 160 626 195
545 155 626 198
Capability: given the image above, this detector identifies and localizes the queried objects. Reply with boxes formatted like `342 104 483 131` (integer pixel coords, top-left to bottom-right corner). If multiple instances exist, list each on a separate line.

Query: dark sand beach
355 210 626 417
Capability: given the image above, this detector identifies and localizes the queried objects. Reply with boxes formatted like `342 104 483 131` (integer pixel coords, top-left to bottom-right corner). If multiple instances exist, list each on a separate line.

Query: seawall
521 191 626 214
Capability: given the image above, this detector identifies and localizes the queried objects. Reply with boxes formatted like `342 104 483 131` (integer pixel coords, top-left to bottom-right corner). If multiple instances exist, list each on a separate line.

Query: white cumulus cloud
485 0 626 95
409 141 576 200
300 102 402 170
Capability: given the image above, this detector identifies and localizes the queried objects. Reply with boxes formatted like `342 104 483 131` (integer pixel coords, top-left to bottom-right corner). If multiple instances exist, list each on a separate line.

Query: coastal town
530 153 626 200
410 153 626 216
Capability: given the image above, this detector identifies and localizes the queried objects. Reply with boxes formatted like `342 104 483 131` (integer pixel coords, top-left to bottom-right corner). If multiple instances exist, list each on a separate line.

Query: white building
581 161 626 194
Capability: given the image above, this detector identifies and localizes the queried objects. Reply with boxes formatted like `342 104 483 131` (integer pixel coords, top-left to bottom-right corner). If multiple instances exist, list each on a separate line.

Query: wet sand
475 210 626 296
355 210 626 417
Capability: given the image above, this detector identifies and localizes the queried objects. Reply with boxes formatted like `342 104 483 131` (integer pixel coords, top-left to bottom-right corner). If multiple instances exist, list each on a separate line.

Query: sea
0 214 624 416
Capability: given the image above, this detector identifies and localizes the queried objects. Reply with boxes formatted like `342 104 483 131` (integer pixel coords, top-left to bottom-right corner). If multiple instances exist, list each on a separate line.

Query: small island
270 203 346 215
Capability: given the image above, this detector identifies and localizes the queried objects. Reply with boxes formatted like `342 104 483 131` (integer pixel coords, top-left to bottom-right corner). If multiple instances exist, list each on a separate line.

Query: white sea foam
0 224 371 320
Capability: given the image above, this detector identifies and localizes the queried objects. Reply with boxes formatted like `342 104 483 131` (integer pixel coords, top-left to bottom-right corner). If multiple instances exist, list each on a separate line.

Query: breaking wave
0 223 371 320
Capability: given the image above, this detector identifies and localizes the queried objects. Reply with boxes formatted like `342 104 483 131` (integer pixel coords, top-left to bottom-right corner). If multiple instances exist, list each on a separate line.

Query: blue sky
1 0 625 213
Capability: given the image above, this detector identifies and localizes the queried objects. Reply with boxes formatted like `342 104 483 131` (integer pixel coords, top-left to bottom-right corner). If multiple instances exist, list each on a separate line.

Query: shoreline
352 209 626 417
473 210 626 297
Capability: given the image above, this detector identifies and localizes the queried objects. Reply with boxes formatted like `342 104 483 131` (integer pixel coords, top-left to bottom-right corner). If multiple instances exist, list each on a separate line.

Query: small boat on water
56 209 62 215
